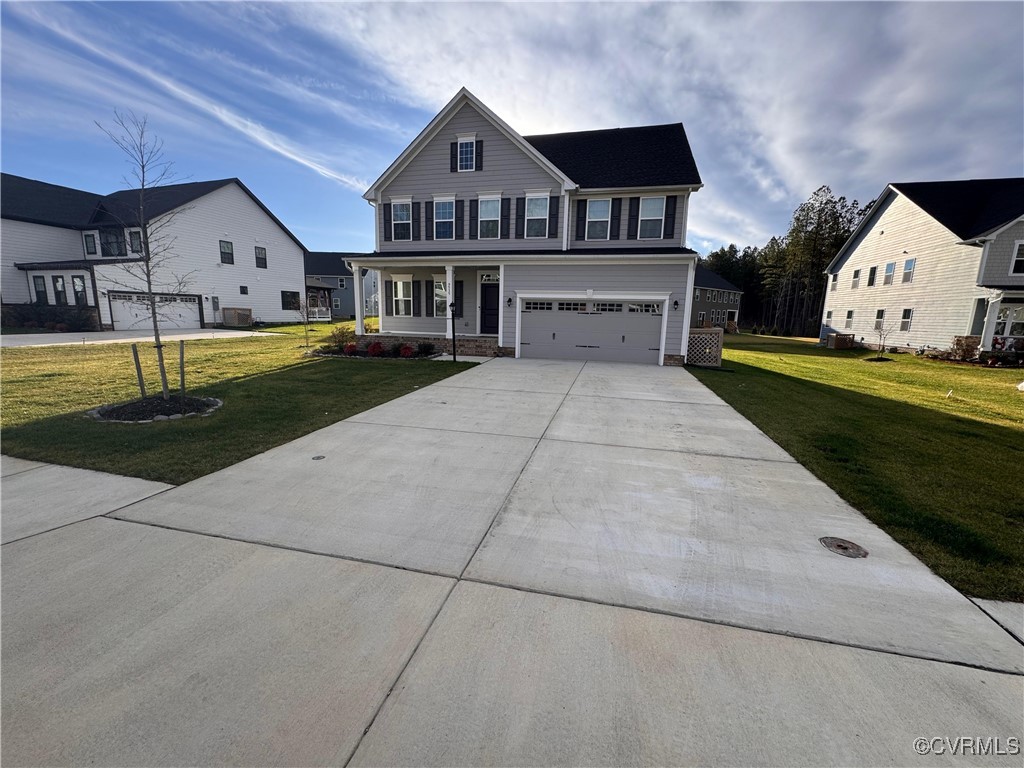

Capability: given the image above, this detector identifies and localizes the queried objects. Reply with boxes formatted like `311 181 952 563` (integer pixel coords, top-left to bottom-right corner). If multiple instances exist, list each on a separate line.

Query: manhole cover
819 537 868 558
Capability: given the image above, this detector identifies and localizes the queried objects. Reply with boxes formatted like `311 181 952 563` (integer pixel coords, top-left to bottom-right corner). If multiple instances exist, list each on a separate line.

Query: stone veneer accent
366 334 500 357
663 354 685 367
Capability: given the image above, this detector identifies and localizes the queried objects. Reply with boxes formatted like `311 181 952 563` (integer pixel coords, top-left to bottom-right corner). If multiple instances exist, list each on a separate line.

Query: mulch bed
102 395 212 422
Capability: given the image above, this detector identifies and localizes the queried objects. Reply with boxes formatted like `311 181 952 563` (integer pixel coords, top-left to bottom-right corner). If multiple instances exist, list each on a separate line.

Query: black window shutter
610 198 622 240
469 199 479 240
412 202 421 241
454 280 464 317
475 140 483 171
383 203 392 242
627 197 640 240
455 199 464 240
384 280 393 316
500 198 510 239
450 142 457 173
575 199 586 240
425 201 434 241
514 197 525 239
425 279 434 317
548 196 559 239
663 195 678 239
412 280 421 316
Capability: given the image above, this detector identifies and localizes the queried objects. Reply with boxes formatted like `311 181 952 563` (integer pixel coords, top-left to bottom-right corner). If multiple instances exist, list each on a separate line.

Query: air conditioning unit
221 307 253 327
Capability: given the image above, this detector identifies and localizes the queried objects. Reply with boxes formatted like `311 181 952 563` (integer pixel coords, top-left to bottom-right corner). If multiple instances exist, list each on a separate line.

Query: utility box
826 333 854 350
221 307 253 327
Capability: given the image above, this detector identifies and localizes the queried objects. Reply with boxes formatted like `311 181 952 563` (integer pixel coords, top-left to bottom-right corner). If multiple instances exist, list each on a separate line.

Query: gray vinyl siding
378 266 487 335
979 221 1024 287
821 192 984 349
379 104 565 252
503 262 690 353
692 288 741 327
569 191 687 249
1 219 84 303
332 284 354 317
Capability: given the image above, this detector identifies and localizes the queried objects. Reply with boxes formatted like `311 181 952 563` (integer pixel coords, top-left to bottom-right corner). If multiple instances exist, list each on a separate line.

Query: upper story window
525 196 548 238
128 230 143 254
884 261 896 285
694 288 701 301
851 269 861 289
479 197 500 239
586 199 611 240
338 277 347 289
638 197 666 239
255 246 268 269
867 266 877 287
830 273 837 291
392 202 412 241
83 233 97 256
1011 242 1024 274
220 240 234 264
902 258 916 283
458 139 475 172
434 199 455 240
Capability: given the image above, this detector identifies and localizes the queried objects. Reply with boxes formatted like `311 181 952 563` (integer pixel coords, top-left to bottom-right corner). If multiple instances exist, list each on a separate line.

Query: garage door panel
110 294 201 330
520 304 661 364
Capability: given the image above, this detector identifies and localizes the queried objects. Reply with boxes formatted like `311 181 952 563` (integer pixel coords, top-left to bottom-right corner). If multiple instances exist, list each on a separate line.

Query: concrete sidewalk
2 359 1021 766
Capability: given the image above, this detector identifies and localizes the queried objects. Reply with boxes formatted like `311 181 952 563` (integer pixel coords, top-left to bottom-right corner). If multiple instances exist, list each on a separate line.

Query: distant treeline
702 186 870 336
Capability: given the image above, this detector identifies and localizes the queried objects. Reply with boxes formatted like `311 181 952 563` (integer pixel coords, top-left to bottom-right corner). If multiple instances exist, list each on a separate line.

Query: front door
480 282 499 334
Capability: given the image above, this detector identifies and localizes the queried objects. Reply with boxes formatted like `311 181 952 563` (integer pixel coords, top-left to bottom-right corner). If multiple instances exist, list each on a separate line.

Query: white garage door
110 293 201 330
519 300 663 363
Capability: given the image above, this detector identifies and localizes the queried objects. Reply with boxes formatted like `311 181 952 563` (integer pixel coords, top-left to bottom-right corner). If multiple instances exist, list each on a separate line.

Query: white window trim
900 308 913 331
392 273 413 317
874 308 885 330
82 230 99 257
478 196 501 240
845 310 854 329
338 277 347 289
884 262 895 285
126 228 143 254
825 310 833 327
476 269 501 335
851 269 861 289
390 198 412 242
638 196 666 240
902 258 916 283
456 133 477 172
524 195 549 239
432 273 448 319
434 196 455 240
585 198 612 241
1010 241 1024 276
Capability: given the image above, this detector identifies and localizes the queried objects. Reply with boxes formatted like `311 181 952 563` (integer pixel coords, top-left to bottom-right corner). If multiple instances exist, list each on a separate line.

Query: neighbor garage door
519 299 663 363
109 293 201 330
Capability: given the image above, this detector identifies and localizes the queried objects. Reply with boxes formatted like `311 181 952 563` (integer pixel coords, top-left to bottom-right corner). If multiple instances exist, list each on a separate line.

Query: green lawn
1 321 473 485
689 334 1024 601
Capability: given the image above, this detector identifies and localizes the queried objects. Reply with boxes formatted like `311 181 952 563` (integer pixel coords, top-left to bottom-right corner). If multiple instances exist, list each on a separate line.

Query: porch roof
14 258 142 270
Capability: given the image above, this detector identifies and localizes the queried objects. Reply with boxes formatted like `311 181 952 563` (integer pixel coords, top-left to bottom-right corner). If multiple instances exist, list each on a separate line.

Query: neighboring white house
1 174 307 329
348 87 704 365
821 178 1024 351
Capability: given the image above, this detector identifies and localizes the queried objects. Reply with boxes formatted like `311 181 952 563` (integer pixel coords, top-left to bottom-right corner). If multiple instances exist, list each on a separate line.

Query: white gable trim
825 184 894 274
362 87 575 201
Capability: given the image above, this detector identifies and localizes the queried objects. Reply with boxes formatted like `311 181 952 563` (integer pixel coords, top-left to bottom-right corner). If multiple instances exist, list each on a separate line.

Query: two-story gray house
692 265 743 329
347 88 703 365
304 251 356 319
821 178 1024 351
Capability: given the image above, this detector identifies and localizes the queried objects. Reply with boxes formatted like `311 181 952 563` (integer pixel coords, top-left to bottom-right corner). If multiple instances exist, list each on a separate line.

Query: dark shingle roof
892 178 1024 240
524 123 701 189
1 174 102 228
305 252 357 277
695 265 740 292
92 180 236 226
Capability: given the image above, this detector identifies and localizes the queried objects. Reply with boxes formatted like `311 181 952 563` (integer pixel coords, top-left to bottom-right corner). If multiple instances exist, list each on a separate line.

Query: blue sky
2 1 1021 255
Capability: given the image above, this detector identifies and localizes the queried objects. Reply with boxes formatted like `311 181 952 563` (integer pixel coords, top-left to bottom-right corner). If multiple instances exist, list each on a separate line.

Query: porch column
445 264 455 340
352 262 364 335
979 294 1003 351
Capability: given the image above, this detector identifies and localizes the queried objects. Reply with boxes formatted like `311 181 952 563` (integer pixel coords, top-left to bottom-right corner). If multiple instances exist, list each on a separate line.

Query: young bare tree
96 111 196 400
872 318 898 360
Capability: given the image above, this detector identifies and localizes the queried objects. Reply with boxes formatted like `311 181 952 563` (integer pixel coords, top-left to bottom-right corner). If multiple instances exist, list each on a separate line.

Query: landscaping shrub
389 341 404 358
399 344 415 358
417 341 436 356
54 323 70 332
328 325 356 349
343 342 358 355
366 341 385 357
1 303 100 331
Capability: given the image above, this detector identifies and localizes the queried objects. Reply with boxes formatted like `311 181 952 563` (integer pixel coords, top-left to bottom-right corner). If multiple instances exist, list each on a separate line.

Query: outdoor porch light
673 300 679 310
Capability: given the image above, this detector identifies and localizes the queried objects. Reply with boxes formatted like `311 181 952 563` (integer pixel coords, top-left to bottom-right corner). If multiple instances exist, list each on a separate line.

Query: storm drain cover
819 537 868 558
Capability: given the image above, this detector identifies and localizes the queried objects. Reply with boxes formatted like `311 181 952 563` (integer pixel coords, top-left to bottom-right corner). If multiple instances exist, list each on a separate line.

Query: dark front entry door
481 282 499 334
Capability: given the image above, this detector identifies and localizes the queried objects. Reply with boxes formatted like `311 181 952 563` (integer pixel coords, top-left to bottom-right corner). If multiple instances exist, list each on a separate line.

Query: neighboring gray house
692 265 742 329
304 251 356 318
347 88 704 365
1 173 307 329
821 178 1024 351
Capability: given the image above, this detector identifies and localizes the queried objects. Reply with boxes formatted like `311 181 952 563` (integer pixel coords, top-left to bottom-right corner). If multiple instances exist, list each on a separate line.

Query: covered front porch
979 293 1024 351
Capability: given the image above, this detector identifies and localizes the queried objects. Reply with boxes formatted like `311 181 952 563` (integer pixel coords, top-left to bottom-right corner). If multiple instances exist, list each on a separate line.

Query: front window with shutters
479 198 500 239
434 199 454 240
458 140 475 171
586 199 611 240
525 196 548 238
392 202 412 241
639 196 666 239
393 276 413 316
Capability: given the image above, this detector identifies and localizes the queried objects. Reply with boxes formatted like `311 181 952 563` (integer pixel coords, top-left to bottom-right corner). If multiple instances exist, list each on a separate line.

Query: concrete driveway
3 359 1021 766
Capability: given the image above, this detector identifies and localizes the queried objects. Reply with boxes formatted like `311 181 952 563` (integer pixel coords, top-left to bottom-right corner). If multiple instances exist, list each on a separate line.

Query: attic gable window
458 140 475 171
586 199 611 240
638 196 665 239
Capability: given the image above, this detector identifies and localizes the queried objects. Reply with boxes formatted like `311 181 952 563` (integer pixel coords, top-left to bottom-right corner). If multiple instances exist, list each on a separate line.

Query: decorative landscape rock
88 396 222 424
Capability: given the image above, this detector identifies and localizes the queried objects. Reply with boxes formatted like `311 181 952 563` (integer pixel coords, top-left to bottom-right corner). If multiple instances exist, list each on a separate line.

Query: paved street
2 358 1021 766
0 328 281 348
